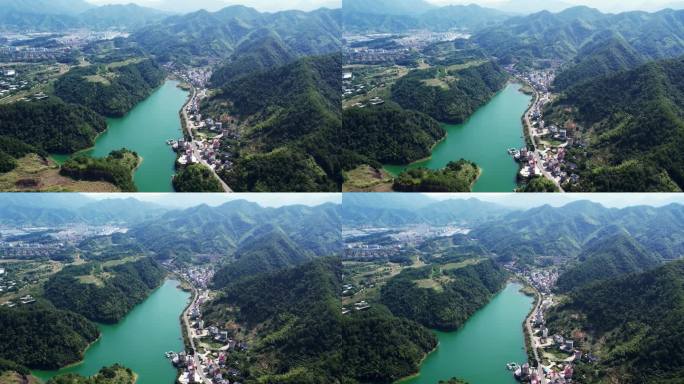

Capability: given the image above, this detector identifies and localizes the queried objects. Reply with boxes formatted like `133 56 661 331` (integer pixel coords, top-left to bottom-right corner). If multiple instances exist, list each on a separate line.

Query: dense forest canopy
172 164 223 192
0 304 99 369
553 57 684 191
0 99 106 154
393 160 480 192
54 59 165 117
547 260 684 383
43 258 166 323
340 104 445 167
204 258 437 384
391 61 509 123
380 258 508 330
205 54 342 192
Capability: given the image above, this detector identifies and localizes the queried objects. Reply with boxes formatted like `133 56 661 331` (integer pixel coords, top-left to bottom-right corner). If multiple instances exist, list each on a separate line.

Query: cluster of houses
1 294 35 308
174 94 240 173
343 243 401 260
514 361 574 384
0 68 28 98
342 300 371 315
525 269 559 294
174 298 249 384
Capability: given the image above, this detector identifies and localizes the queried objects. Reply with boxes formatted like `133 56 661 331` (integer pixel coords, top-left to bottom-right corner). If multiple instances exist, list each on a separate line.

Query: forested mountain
129 200 341 268
553 33 645 90
131 6 341 65
0 304 99 369
205 54 342 191
342 195 510 227
546 260 684 383
555 231 662 291
470 201 684 262
0 195 166 226
204 258 437 383
554 57 684 191
473 7 684 65
391 62 509 123
43 258 166 323
342 1 509 32
54 59 165 117
380 259 508 330
0 0 94 15
0 1 167 31
0 99 106 154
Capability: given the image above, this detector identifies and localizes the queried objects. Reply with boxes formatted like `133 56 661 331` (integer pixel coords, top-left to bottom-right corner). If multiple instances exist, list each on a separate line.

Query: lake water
399 283 534 384
52 80 188 192
385 83 532 192
33 279 191 384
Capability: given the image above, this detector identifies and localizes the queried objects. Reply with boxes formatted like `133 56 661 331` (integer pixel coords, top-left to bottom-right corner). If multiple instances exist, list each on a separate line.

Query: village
507 64 582 190
165 265 249 384
343 224 468 261
510 266 597 384
167 66 238 189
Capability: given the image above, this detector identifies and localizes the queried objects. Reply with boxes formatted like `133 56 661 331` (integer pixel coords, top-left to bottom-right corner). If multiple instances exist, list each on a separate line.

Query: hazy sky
89 0 340 12
84 193 341 208
426 193 684 209
429 0 684 12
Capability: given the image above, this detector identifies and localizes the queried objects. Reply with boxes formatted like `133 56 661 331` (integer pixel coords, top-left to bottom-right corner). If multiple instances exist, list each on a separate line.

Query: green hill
0 304 99 370
340 103 445 167
380 259 508 330
391 61 509 123
54 59 165 117
131 7 341 65
0 99 106 154
546 260 684 383
553 57 684 191
474 7 684 66
553 33 645 90
555 231 662 291
205 54 342 192
203 258 437 383
43 258 166 323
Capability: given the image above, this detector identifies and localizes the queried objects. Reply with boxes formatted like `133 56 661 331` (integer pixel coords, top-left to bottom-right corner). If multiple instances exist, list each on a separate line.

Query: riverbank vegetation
0 304 99 369
47 364 136 384
43 258 166 323
0 99 106 154
172 164 223 192
393 160 479 192
204 258 436 383
60 149 140 192
391 61 508 123
54 59 165 117
380 258 508 330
